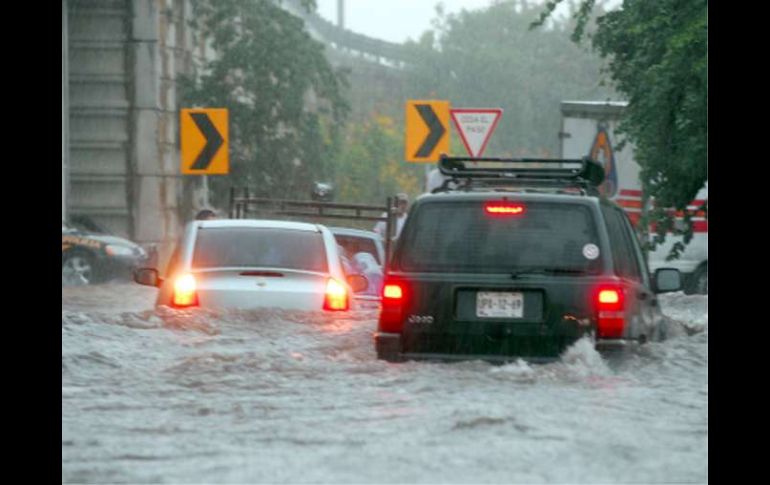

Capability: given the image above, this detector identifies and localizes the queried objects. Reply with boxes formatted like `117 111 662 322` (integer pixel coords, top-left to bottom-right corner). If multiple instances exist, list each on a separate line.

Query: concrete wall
63 0 407 268
64 0 204 268
67 0 133 237
128 0 183 265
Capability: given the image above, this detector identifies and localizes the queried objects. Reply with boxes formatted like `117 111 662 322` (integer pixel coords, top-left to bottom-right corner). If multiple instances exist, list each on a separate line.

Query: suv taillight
172 273 199 307
379 279 406 333
595 285 625 338
323 278 349 311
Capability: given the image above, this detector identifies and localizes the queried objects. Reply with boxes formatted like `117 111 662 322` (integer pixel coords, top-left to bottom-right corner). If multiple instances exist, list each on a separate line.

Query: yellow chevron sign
405 100 450 163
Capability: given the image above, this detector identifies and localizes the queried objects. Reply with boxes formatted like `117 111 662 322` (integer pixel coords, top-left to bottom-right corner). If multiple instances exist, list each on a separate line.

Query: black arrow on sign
189 112 224 170
414 104 446 158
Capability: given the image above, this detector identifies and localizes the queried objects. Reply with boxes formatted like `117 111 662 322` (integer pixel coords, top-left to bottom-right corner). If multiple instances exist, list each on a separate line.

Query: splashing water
63 284 707 483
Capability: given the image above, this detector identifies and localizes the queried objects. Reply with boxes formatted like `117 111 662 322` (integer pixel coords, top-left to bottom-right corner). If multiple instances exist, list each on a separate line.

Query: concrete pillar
128 0 191 270
129 0 165 247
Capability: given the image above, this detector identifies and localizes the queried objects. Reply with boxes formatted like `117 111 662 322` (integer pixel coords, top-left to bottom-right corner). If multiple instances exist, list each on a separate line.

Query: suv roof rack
435 155 605 196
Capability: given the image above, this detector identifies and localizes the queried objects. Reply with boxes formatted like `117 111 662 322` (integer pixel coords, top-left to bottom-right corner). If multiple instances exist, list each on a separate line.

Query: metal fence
229 188 399 269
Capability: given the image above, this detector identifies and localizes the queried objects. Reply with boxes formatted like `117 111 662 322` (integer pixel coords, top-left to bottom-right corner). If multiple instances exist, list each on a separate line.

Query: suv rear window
192 227 328 272
396 201 602 274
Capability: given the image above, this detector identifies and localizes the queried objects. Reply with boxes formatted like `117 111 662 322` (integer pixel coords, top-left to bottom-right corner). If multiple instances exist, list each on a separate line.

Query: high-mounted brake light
173 273 199 307
595 286 625 338
323 278 349 311
379 280 406 333
484 202 526 216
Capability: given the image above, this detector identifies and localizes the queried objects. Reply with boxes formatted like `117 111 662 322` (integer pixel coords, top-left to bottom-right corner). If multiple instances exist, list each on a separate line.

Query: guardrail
284 0 413 68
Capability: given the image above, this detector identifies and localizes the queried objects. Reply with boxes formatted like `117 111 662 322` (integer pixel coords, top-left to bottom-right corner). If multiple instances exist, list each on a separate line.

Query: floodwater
62 284 707 483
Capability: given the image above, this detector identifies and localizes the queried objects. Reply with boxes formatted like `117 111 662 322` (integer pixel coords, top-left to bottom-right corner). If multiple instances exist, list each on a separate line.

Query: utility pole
337 0 345 29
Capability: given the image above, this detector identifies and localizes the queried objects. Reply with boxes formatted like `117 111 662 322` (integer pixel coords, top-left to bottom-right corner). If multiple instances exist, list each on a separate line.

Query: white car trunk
193 268 329 311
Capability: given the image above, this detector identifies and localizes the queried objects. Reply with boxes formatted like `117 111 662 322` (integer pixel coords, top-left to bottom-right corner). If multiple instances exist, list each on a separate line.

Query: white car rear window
193 227 328 272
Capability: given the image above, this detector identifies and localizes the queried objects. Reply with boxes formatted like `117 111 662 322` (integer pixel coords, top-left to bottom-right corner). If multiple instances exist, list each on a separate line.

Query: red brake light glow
598 289 620 305
172 273 198 307
324 278 349 311
379 280 406 333
484 202 526 216
595 285 625 338
383 284 403 300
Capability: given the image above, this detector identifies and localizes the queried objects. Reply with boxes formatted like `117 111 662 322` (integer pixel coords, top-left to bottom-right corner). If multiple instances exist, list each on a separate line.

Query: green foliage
402 0 614 158
180 0 349 206
533 0 708 259
334 113 424 205
329 0 615 209
594 0 707 258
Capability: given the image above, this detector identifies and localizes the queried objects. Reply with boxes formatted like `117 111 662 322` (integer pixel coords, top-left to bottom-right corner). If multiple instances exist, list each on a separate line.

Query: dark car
374 157 683 363
62 218 147 285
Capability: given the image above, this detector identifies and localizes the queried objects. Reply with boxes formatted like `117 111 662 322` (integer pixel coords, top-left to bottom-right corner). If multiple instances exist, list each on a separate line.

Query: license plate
476 292 524 318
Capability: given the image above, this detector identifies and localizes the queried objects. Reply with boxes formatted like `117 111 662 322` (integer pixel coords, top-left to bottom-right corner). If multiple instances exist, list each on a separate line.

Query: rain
62 0 707 482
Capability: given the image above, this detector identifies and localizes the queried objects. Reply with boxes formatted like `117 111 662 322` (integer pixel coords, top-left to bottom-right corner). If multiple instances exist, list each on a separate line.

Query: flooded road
62 284 707 483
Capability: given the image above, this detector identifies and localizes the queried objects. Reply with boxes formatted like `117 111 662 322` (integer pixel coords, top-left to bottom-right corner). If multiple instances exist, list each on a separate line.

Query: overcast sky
315 0 498 43
315 1 620 44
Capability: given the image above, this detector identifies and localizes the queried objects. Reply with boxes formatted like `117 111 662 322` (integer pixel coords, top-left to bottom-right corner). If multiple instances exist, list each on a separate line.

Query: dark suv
374 157 683 363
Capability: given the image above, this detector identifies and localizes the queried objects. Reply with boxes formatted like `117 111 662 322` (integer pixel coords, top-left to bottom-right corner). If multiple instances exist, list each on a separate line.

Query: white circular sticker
582 243 600 260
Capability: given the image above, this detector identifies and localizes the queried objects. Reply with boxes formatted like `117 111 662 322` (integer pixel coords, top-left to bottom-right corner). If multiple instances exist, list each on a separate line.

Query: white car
134 219 368 311
329 227 385 267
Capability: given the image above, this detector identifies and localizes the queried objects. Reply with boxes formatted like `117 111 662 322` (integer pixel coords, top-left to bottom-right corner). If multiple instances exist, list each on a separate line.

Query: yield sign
181 108 229 175
450 108 503 157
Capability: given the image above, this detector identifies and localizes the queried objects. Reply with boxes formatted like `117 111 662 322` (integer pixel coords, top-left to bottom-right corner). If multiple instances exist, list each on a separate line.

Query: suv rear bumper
594 338 637 351
376 330 558 363
374 332 405 362
375 332 638 363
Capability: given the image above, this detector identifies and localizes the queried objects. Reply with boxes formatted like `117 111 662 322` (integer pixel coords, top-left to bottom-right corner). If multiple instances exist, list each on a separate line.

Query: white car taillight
323 278 349 311
173 273 199 307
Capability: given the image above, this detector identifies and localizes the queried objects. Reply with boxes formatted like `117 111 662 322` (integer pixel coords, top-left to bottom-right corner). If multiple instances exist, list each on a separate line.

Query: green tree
402 0 615 157
533 0 708 258
180 0 349 207
334 112 424 207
